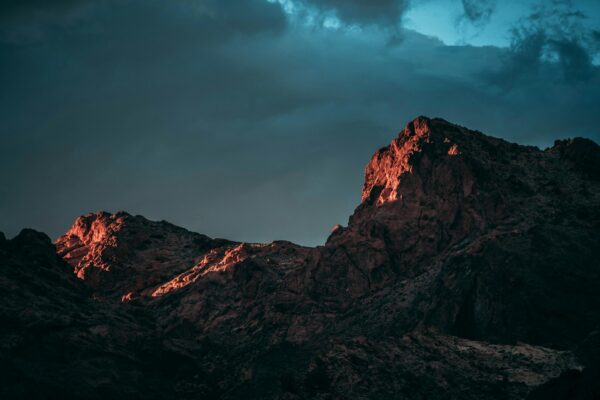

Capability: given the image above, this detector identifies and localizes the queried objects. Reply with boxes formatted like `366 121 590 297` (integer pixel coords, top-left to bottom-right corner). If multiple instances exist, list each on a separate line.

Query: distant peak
75 210 131 223
62 211 137 247
15 228 52 244
10 229 55 254
549 137 600 179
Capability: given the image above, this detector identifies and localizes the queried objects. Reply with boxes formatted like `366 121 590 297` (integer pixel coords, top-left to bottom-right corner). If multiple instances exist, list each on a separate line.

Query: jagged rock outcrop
2 116 599 399
55 211 232 299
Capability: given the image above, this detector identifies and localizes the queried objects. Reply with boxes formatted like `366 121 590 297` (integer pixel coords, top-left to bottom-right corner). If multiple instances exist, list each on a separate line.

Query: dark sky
1 0 599 245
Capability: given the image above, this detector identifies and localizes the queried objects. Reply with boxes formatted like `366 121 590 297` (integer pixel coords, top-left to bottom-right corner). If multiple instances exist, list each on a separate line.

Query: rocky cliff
1 116 599 399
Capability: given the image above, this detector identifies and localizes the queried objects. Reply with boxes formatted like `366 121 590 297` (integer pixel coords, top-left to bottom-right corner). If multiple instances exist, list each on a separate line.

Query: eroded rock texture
1 117 599 399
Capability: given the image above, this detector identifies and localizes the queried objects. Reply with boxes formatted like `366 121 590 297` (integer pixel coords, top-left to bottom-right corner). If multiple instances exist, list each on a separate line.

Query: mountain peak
361 116 474 205
64 211 130 247
549 136 600 179
332 117 600 291
7 229 55 257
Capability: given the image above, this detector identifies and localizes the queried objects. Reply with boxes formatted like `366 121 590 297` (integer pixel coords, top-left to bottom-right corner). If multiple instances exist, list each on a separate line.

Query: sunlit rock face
326 117 600 348
2 116 600 399
337 116 542 267
55 211 232 299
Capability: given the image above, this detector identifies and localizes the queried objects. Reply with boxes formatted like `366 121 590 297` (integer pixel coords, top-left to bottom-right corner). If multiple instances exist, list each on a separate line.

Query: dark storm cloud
0 0 95 43
0 0 286 44
0 0 89 22
301 0 410 26
488 0 600 86
1 0 599 245
460 0 496 26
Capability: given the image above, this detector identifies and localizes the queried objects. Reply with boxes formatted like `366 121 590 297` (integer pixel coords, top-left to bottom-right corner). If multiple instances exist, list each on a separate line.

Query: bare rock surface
55 211 232 299
2 116 599 399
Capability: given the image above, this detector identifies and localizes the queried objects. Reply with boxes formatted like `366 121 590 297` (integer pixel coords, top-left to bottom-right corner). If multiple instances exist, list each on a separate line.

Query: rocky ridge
1 116 599 399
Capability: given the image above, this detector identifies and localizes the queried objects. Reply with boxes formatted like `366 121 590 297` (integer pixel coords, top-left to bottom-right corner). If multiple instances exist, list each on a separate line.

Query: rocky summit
1 116 599 399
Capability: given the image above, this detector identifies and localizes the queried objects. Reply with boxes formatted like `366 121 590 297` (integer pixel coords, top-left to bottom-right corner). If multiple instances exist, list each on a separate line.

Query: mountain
55 211 233 300
1 116 599 399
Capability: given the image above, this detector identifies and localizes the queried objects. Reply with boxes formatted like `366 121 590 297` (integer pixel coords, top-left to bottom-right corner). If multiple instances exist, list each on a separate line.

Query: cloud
0 0 88 20
485 0 600 86
300 0 410 27
0 0 286 45
460 0 496 26
0 0 96 43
